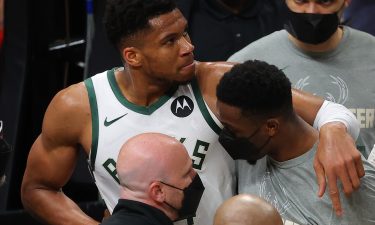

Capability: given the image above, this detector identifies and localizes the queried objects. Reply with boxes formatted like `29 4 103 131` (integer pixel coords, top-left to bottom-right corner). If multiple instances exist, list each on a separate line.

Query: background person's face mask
161 174 205 221
284 8 340 44
219 127 270 164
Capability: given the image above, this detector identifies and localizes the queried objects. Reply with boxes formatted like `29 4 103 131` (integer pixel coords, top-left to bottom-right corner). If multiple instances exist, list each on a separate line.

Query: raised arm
21 83 99 225
278 88 363 215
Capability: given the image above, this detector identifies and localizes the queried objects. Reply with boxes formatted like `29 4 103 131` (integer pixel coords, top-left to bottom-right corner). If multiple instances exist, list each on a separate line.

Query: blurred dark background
0 0 105 224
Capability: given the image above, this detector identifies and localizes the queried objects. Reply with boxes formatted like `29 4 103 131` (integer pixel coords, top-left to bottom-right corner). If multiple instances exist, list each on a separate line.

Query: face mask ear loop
159 181 184 191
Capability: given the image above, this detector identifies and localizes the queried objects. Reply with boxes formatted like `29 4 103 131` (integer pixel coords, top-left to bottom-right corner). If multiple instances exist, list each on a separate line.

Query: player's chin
177 62 196 82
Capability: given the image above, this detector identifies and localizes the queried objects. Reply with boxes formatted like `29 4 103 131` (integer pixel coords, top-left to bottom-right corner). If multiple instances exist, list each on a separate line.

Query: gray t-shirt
228 26 375 157
237 145 375 225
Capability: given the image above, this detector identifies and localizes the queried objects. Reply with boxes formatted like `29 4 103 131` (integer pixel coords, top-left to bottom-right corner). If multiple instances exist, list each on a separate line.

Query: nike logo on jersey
104 113 128 127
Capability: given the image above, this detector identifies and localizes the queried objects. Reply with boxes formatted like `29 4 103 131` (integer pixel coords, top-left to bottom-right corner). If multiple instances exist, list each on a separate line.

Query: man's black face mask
284 8 341 44
162 174 205 221
219 127 270 165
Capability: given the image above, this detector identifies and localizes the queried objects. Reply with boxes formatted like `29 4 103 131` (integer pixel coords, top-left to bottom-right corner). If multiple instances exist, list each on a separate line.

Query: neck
288 27 344 53
116 67 174 106
268 116 318 162
121 189 177 220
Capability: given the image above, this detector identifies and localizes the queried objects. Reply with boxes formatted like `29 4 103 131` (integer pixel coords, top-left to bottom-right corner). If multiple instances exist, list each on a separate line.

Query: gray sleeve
227 47 252 63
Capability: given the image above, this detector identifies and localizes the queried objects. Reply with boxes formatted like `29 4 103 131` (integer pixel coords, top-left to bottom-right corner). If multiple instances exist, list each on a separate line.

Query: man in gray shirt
228 0 375 160
216 60 375 225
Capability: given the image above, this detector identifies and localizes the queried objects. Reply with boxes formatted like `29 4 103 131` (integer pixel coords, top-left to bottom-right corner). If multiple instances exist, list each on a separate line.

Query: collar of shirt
113 199 173 225
201 0 263 19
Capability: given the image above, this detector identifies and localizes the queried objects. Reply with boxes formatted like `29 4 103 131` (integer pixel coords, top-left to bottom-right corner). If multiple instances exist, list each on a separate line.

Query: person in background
101 133 204 225
214 194 283 225
229 0 375 173
175 0 286 61
343 0 375 36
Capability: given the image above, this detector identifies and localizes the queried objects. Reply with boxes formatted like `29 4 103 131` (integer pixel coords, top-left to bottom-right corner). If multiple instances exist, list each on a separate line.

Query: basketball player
216 60 375 224
21 1 362 225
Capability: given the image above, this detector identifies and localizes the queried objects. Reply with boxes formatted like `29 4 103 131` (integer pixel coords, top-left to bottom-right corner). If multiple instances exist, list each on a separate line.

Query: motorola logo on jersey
171 96 194 118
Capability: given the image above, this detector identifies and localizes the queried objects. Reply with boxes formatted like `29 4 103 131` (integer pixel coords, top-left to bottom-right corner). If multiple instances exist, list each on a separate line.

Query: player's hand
313 122 364 216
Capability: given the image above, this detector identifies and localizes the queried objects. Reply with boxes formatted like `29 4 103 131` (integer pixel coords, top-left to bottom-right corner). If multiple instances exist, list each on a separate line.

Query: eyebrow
159 23 188 43
160 32 178 43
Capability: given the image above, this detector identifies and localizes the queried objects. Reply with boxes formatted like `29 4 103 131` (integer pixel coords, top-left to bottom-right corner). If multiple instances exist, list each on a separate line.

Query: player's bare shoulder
195 61 235 83
42 82 91 148
194 61 235 97
194 61 236 117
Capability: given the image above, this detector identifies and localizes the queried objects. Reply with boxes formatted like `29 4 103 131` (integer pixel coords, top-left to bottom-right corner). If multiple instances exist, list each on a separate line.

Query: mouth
181 60 195 69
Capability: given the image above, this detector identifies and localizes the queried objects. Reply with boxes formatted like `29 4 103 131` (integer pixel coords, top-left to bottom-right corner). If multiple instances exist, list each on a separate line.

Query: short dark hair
104 0 177 49
217 60 293 119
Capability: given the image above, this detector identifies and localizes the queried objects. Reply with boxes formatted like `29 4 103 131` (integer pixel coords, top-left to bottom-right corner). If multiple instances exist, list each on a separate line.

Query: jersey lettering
283 219 301 225
191 140 210 170
350 108 375 128
103 158 120 184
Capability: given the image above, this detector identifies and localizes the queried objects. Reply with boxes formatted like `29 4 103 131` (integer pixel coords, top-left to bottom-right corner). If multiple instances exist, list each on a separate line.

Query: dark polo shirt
101 199 173 225
176 0 286 61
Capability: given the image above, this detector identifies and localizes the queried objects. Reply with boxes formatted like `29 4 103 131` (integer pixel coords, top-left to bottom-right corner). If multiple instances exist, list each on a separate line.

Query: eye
165 37 176 45
317 0 334 5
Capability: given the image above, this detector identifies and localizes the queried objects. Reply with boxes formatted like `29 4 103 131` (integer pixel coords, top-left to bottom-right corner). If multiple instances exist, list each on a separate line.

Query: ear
122 47 142 67
149 182 165 203
265 119 279 136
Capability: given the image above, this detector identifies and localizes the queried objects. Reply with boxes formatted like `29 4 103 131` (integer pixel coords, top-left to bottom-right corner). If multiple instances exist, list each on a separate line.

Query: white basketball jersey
84 69 236 225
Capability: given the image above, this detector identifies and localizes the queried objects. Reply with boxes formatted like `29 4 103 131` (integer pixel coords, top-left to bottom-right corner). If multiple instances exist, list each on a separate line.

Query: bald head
214 194 283 225
117 133 191 192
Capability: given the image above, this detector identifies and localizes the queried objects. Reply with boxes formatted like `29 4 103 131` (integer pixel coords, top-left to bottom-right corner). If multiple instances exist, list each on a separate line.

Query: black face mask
219 127 270 164
162 174 205 221
284 9 340 44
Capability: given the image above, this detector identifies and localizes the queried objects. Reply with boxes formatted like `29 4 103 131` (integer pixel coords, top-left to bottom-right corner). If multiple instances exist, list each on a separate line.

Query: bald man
101 133 205 225
214 194 283 225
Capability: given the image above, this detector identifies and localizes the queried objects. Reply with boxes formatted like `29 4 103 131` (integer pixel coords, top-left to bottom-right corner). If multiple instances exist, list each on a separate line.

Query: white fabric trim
313 100 360 140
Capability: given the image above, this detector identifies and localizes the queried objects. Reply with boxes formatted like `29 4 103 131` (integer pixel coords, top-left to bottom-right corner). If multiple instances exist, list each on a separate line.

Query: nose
179 35 194 57
305 2 319 13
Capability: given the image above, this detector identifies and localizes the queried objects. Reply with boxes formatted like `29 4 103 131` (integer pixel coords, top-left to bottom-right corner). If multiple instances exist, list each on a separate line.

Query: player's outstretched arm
21 83 99 225
291 88 363 216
